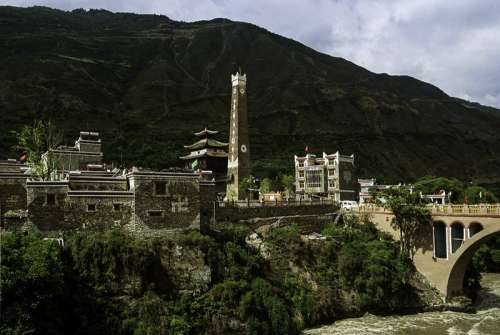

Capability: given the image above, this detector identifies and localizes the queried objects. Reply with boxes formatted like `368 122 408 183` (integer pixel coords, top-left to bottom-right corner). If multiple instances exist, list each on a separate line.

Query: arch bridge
358 204 500 298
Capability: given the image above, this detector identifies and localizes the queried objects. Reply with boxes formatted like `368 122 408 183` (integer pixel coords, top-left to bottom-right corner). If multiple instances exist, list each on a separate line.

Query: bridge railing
357 204 500 216
427 204 500 215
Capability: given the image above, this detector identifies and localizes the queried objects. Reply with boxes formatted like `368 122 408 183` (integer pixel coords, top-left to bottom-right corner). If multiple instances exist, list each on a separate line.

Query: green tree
374 187 431 258
260 177 272 194
280 174 295 199
413 176 464 203
14 120 63 180
1 233 66 334
463 186 498 204
239 175 258 199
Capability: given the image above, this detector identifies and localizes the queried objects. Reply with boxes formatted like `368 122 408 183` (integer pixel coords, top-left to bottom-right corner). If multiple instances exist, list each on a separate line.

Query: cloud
3 0 500 108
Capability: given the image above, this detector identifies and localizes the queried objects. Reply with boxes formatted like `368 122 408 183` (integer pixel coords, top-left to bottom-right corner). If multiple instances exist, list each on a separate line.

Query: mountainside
1 6 500 183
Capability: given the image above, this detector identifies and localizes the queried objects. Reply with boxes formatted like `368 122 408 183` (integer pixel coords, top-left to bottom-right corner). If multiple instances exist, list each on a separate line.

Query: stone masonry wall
27 182 134 231
0 176 27 214
214 203 337 223
131 174 200 232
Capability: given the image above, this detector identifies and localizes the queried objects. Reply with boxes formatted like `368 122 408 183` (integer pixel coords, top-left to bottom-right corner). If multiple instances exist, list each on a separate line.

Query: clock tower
226 71 251 201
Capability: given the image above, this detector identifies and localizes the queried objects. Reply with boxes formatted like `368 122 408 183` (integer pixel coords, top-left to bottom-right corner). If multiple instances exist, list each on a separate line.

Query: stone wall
211 212 335 234
200 180 217 233
50 150 103 171
27 181 134 231
214 203 337 223
68 176 128 191
129 172 200 233
0 176 27 214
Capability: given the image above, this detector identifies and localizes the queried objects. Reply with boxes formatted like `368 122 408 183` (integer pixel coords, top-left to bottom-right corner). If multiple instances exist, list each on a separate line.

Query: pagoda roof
179 150 228 160
194 128 219 137
184 138 228 150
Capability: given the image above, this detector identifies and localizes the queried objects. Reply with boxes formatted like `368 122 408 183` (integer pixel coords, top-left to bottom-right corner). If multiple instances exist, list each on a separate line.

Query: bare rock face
160 243 211 294
1 6 500 186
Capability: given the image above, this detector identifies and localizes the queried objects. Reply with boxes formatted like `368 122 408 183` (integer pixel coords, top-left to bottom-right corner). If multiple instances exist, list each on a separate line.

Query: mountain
1 6 500 185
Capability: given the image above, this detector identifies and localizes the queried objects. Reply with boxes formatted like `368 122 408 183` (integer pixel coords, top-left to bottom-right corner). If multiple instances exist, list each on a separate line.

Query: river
304 273 500 335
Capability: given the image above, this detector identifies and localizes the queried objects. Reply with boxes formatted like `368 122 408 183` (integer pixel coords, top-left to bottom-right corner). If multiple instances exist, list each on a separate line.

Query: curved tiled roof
184 138 228 150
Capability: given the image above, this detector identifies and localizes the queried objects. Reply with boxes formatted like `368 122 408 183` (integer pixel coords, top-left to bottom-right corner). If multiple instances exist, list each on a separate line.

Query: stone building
0 131 207 235
226 71 251 201
0 159 28 224
294 152 358 201
180 128 228 194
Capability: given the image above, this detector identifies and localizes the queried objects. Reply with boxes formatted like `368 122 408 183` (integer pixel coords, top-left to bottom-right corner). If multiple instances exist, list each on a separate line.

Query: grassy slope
1 6 500 183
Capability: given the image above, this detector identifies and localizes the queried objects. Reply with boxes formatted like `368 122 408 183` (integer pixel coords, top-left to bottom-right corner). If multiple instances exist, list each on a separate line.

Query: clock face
240 144 247 153
239 88 245 95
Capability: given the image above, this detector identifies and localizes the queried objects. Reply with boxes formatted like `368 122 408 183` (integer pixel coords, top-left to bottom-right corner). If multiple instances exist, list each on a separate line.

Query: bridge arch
445 225 500 297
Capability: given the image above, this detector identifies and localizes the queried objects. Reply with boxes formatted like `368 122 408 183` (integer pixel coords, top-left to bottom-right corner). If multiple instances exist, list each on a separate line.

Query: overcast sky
5 0 500 108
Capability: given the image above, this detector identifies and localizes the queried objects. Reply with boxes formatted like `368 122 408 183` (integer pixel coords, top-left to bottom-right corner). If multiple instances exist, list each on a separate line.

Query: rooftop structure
44 131 103 171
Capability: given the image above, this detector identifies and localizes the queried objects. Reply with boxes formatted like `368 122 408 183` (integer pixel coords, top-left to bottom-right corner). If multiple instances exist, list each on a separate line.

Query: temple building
294 152 358 201
180 128 228 193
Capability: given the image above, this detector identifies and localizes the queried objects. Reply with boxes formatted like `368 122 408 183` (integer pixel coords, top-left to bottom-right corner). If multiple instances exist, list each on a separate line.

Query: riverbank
304 273 500 335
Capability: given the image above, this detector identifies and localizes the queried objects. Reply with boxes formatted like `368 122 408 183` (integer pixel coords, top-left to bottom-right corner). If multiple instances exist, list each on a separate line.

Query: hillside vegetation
1 218 443 335
1 6 500 184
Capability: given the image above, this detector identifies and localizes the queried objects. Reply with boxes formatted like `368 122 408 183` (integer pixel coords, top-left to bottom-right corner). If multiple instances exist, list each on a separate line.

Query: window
328 180 335 188
148 210 164 217
299 181 304 188
87 204 97 212
154 181 167 196
299 171 304 178
306 169 322 188
298 161 304 167
113 203 121 212
328 160 335 166
46 193 56 206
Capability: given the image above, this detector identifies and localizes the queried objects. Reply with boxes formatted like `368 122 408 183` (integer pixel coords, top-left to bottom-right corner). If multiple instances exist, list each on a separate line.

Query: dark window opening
87 204 97 212
47 193 56 206
434 222 447 258
148 210 163 217
469 223 483 238
230 175 235 184
451 222 464 253
113 203 121 211
154 181 167 196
